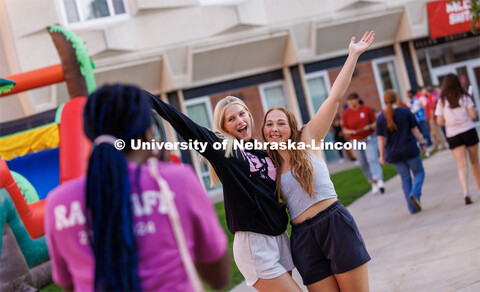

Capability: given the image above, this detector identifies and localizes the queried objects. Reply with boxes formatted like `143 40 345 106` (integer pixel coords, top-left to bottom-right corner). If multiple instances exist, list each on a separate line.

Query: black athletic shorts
447 128 479 150
290 200 371 285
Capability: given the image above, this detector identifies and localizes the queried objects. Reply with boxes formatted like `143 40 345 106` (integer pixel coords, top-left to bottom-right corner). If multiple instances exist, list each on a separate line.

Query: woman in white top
435 73 480 204
261 31 374 292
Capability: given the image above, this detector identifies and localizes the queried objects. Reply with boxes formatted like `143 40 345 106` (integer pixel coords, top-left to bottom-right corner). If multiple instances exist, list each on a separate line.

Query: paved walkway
232 150 480 291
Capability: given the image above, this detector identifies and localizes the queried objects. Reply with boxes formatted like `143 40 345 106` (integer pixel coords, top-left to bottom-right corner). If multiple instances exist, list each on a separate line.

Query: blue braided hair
83 84 152 291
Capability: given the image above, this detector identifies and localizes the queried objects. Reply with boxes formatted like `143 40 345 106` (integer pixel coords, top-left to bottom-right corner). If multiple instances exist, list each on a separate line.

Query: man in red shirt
342 93 385 194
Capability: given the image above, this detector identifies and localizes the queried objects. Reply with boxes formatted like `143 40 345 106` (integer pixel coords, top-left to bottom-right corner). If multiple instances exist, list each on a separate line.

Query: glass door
466 61 480 115
431 59 480 123
372 56 402 108
184 97 222 193
259 81 288 112
305 71 339 162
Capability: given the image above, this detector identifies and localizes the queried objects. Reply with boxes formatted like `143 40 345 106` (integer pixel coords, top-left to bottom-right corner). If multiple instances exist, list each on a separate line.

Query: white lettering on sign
446 0 471 13
449 9 473 25
445 0 472 25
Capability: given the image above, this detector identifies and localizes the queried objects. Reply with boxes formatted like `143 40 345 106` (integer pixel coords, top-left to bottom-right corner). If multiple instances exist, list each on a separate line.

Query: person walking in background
425 86 447 151
432 85 448 137
435 73 480 205
332 114 356 163
377 90 427 214
414 86 429 111
407 89 433 148
45 84 231 292
332 114 346 163
342 93 385 194
396 93 409 109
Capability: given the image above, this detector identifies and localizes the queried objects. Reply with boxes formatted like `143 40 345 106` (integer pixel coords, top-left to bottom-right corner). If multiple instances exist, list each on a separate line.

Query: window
305 71 339 163
426 38 480 68
417 37 480 87
372 57 402 108
184 97 221 192
306 72 330 113
151 111 167 141
62 0 127 24
259 81 288 112
416 50 433 87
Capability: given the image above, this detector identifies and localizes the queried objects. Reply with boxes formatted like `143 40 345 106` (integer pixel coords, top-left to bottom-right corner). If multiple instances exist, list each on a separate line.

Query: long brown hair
384 89 398 132
440 73 470 108
261 107 315 201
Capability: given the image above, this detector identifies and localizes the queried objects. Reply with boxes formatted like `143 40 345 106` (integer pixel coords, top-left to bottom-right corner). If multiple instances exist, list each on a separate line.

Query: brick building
1 0 479 195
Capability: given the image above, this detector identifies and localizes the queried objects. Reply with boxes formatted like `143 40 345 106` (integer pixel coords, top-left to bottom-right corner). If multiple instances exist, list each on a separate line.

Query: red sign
427 0 480 39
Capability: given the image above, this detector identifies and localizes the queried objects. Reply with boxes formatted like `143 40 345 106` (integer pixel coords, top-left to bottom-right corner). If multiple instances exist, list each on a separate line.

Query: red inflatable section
0 96 91 239
59 97 92 184
0 159 45 238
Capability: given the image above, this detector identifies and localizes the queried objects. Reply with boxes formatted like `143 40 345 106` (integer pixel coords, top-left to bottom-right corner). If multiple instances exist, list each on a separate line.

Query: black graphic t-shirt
148 92 288 236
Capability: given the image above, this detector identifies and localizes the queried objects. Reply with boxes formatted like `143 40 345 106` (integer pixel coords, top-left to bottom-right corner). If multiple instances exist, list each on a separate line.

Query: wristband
419 143 426 146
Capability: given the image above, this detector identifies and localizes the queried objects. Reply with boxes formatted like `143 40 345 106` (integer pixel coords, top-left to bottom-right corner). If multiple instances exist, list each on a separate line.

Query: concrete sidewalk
232 150 480 291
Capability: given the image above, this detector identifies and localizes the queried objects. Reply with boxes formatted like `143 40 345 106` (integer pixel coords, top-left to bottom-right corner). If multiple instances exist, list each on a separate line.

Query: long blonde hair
208 96 254 186
261 107 315 201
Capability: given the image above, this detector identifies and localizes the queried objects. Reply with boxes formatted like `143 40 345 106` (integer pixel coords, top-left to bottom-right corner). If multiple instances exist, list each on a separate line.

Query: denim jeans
392 155 425 214
353 134 383 183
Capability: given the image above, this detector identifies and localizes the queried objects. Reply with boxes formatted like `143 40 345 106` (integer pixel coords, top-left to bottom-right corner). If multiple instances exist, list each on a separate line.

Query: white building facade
1 0 479 193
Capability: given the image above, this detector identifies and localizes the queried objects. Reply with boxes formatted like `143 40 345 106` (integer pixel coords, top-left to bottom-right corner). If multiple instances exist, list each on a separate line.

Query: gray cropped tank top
280 151 337 220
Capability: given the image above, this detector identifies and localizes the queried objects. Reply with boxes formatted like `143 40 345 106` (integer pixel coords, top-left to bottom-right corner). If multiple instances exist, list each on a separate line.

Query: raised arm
301 31 375 142
145 91 221 159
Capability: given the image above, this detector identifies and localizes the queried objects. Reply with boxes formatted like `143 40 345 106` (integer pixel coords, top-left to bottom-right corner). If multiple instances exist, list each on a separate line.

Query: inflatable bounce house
0 25 94 291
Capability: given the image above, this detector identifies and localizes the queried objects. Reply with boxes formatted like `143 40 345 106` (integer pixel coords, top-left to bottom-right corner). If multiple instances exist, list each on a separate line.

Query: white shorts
233 231 295 286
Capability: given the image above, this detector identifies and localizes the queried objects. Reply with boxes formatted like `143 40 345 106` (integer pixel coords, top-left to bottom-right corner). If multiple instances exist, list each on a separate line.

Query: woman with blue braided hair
44 84 230 291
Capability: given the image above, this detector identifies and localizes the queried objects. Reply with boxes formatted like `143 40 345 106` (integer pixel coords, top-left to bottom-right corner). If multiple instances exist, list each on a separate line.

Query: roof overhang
314 8 404 60
189 31 295 87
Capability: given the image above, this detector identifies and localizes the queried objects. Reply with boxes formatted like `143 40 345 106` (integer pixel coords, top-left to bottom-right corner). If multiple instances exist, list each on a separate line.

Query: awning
314 8 404 60
190 32 293 86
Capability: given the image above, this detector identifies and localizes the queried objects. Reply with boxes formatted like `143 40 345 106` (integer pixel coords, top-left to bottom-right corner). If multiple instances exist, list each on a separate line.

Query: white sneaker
377 180 385 194
338 158 345 163
354 160 360 166
371 183 379 194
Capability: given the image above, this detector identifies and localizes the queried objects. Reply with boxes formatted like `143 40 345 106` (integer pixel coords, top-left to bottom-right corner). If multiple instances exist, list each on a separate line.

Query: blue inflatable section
6 148 59 200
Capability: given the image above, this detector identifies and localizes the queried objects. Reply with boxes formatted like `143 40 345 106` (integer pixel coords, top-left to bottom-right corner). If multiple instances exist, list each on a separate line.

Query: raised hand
349 31 375 56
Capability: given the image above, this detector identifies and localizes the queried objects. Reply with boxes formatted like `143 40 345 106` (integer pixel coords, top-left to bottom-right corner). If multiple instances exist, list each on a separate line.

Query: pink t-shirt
45 162 227 292
435 95 476 138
